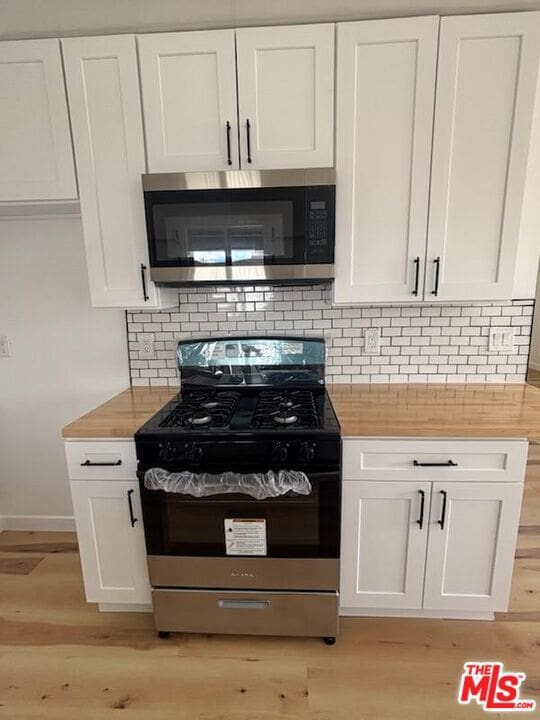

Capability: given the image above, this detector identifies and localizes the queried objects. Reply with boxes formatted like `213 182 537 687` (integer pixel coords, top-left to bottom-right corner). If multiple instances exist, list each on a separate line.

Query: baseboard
98 602 153 613
339 608 494 621
0 515 76 532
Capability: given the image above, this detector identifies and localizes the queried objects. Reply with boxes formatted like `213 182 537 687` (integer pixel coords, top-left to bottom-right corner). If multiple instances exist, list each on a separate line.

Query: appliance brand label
224 518 267 556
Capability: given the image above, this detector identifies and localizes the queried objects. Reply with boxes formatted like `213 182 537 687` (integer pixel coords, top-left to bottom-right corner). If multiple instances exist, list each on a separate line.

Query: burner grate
251 390 320 430
160 391 240 429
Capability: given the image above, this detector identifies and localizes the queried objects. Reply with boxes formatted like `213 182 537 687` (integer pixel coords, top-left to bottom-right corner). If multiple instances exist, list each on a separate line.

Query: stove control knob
186 443 203 463
300 442 317 462
271 442 289 463
158 442 177 463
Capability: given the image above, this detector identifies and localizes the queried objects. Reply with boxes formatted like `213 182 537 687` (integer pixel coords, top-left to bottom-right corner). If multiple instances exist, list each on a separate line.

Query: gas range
136 386 340 435
135 336 341 644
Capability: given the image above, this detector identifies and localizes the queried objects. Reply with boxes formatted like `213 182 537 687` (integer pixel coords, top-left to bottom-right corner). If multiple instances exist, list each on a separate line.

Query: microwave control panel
306 192 335 263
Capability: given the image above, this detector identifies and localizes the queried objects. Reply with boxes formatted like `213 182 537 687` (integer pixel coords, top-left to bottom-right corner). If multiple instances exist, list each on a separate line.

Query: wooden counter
62 383 540 441
328 383 540 440
62 386 177 438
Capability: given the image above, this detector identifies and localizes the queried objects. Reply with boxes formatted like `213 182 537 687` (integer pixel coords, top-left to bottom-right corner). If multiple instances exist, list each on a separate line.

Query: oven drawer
152 588 338 637
343 439 528 483
65 440 137 480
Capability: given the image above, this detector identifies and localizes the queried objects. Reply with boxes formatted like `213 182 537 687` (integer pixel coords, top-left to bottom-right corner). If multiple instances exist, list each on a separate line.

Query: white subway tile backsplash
126 284 533 386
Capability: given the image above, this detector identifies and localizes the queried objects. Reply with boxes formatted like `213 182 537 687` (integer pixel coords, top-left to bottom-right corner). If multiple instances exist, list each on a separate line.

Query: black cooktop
135 387 340 440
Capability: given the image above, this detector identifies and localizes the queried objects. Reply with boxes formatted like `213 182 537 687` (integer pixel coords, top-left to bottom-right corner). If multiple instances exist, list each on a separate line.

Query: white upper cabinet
334 17 439 304
138 30 239 172
0 39 77 202
335 12 540 305
62 35 173 308
236 24 334 169
427 12 540 301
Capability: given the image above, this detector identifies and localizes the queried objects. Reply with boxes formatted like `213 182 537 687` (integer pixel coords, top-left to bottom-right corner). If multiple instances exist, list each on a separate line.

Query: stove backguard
177 336 325 389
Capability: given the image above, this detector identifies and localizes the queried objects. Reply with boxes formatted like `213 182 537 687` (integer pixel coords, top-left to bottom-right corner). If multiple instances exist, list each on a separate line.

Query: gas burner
252 390 320 430
273 413 298 425
272 400 300 425
188 410 213 426
160 391 240 430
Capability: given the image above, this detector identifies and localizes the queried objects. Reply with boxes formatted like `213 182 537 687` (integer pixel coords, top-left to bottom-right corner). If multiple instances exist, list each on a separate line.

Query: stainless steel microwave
142 169 335 284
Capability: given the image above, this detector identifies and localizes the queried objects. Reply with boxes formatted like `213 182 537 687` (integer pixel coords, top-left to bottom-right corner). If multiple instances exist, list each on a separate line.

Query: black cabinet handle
413 460 458 467
437 490 448 530
246 119 252 163
412 256 420 296
127 489 138 527
140 263 149 302
432 257 441 296
80 459 122 467
416 489 425 529
225 121 232 166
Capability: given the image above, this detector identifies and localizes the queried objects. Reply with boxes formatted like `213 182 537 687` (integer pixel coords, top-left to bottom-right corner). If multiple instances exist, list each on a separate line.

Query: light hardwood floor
1 452 539 720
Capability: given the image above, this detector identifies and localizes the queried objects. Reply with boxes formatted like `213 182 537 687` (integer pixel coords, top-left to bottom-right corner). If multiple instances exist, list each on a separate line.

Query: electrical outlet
364 327 380 355
139 336 155 359
0 335 12 358
489 327 515 354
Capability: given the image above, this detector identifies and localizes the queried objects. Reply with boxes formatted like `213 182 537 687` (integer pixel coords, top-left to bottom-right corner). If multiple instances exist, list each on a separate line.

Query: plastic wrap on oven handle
143 468 312 499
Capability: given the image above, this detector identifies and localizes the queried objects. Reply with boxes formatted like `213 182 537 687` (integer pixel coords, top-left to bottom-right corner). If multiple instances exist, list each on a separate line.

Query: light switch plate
489 327 515 354
0 335 12 357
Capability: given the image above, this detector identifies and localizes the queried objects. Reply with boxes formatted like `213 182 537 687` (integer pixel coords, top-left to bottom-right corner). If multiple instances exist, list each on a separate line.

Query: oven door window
140 471 339 559
146 188 307 267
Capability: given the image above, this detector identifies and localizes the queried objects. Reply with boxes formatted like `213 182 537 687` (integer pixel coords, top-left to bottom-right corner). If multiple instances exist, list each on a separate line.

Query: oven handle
218 599 270 610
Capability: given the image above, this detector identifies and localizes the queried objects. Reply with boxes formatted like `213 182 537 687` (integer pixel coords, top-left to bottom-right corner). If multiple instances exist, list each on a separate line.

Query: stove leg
158 631 171 639
323 636 336 646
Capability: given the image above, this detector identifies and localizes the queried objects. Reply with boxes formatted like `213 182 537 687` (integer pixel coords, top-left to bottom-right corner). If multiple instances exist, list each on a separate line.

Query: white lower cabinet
341 481 430 609
66 438 151 608
340 439 526 618
423 482 523 612
71 479 150 606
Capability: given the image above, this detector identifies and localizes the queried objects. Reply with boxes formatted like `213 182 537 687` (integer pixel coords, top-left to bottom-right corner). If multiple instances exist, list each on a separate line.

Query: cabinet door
423 482 523 612
334 18 438 304
341 481 430 609
71 480 151 604
62 35 162 308
0 39 76 201
427 13 540 301
236 24 334 169
138 30 238 172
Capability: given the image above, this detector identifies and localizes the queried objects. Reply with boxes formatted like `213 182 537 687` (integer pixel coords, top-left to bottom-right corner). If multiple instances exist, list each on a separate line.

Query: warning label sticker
224 518 267 556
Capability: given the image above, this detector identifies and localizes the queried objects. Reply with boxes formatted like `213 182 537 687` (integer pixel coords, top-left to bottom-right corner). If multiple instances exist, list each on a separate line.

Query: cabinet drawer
65 440 137 480
343 439 528 483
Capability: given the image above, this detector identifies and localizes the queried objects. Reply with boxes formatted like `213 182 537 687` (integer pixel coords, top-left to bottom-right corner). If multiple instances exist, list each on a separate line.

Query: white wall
530 272 540 369
0 0 540 39
0 216 129 527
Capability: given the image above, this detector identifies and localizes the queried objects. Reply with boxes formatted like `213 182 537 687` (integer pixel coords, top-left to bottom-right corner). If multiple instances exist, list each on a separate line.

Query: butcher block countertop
328 383 540 440
62 383 540 440
62 386 178 439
